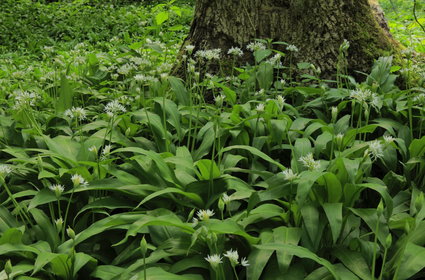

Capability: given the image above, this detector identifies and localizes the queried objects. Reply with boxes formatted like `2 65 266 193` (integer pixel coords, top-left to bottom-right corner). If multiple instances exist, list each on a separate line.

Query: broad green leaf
273 226 302 272
155 11 169 25
397 242 425 280
332 248 371 280
323 203 343 244
255 243 340 280
247 231 275 280
219 145 285 170
28 188 59 210
194 159 220 180
168 76 190 106
134 187 203 210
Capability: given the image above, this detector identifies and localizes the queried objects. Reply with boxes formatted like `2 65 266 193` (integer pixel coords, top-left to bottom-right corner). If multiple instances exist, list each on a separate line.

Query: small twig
413 0 425 33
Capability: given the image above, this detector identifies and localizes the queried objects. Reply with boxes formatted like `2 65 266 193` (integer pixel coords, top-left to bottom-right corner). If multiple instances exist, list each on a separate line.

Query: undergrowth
0 1 425 279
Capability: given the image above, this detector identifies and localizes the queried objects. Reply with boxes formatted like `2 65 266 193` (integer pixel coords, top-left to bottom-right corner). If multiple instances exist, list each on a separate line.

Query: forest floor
0 1 424 279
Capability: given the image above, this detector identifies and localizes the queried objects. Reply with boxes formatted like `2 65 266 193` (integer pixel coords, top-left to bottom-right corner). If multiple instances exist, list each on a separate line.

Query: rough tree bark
177 0 400 78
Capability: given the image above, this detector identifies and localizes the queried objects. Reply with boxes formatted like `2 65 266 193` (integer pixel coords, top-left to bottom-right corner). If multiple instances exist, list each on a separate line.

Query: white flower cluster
368 140 384 161
0 164 12 178
246 42 266 52
104 100 126 117
49 184 65 197
205 249 249 268
64 107 87 121
13 90 39 110
195 49 222 60
71 174 88 187
299 153 320 171
286 44 299 52
227 47 243 57
282 169 299 181
196 209 215 221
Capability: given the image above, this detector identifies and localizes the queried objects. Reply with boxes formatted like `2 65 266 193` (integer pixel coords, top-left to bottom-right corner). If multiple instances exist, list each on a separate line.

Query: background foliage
0 0 424 279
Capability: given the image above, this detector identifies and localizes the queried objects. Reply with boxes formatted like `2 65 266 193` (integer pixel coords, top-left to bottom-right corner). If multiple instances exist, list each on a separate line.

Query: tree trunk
177 0 400 79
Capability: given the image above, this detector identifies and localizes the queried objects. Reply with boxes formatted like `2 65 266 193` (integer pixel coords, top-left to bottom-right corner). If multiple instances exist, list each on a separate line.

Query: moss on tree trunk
176 0 400 79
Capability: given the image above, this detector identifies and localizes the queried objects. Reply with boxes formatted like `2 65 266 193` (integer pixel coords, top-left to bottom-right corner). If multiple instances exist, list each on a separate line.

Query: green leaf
397 242 425 280
255 243 340 280
219 145 285 170
194 159 220 180
28 188 58 210
332 248 371 280
168 76 190 106
56 74 74 114
254 49 272 63
323 203 343 244
134 187 203 210
247 231 275 280
155 11 169 25
273 227 302 272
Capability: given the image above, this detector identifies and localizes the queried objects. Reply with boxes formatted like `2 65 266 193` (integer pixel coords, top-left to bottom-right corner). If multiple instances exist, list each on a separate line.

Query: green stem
62 189 75 242
232 265 240 280
143 255 147 280
378 246 388 280
371 216 380 279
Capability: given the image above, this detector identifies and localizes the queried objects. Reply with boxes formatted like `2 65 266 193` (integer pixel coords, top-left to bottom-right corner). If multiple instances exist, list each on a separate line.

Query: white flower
195 49 221 60
185 45 195 53
255 89 265 96
88 146 97 153
196 209 215 221
267 53 282 65
350 89 372 103
383 135 395 144
282 169 299 181
134 74 146 82
340 39 350 51
228 47 243 57
49 184 65 196
64 107 87 121
100 145 112 161
71 174 88 187
371 93 382 110
0 165 12 178
246 42 266 52
368 140 384 160
276 95 286 109
299 153 320 171
13 90 39 109
214 94 225 106
224 249 239 266
286 44 299 52
117 63 133 76
104 100 126 115
222 193 232 204
205 254 222 267
241 257 249 267
256 103 265 113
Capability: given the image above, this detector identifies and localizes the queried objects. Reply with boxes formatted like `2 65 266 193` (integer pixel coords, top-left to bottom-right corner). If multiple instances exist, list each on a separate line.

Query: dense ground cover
0 0 424 279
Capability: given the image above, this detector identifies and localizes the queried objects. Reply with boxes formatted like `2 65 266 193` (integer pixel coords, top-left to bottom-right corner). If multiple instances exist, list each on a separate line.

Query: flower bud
404 221 411 233
55 218 63 232
331 107 338 123
218 198 225 213
415 192 424 214
377 200 384 217
385 234 392 248
5 259 12 275
140 236 148 257
67 227 76 240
